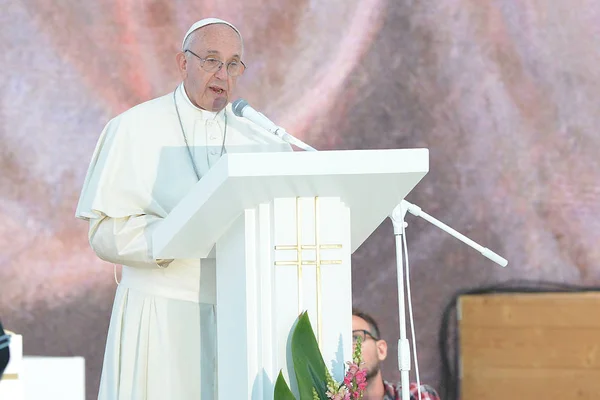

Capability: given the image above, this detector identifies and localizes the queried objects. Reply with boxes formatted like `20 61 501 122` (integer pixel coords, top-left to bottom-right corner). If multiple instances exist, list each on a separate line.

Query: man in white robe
75 18 291 400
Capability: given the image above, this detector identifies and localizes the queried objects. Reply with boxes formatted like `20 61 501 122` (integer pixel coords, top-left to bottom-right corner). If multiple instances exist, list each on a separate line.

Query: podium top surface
153 148 429 258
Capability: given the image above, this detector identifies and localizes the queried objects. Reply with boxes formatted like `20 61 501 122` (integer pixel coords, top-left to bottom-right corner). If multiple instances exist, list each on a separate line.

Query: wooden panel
459 293 600 400
462 368 600 400
461 327 600 369
459 293 600 328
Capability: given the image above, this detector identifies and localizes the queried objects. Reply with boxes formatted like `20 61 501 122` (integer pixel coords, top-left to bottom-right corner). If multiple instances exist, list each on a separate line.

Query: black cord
438 279 600 400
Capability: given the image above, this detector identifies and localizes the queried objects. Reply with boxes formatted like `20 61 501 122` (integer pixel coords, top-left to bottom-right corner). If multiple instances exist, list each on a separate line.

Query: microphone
231 99 317 151
232 99 277 132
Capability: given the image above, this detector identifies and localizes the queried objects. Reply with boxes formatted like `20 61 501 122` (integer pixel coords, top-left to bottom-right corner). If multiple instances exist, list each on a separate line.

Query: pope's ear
176 52 187 75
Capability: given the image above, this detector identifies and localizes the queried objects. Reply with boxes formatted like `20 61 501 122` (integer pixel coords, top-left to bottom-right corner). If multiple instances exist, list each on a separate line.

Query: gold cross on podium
274 197 342 347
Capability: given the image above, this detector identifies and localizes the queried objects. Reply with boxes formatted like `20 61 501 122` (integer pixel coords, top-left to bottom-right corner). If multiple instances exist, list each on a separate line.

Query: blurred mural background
2 0 600 398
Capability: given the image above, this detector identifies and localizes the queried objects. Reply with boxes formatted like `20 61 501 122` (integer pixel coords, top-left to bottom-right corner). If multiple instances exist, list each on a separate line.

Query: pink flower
328 357 369 399
346 362 359 374
343 374 352 387
355 369 367 382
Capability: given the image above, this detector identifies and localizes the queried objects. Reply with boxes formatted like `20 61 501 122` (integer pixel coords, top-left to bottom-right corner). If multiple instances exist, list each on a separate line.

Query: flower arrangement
323 338 368 400
274 311 368 400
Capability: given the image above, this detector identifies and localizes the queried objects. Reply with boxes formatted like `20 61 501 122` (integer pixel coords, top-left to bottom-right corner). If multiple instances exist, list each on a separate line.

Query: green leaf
291 311 329 399
273 371 297 400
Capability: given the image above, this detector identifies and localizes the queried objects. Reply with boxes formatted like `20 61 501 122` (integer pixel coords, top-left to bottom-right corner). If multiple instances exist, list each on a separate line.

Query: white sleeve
77 112 172 268
88 214 173 269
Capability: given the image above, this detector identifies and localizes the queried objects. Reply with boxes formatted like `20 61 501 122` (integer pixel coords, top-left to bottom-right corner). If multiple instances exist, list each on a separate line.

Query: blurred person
353 309 441 400
0 320 9 379
76 17 290 400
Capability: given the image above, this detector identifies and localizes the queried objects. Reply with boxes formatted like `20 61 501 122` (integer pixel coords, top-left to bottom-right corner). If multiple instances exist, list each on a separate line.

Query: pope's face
178 24 243 112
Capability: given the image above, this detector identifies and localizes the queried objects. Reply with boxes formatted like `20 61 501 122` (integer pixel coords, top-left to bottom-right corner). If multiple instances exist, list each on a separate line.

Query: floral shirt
383 380 441 400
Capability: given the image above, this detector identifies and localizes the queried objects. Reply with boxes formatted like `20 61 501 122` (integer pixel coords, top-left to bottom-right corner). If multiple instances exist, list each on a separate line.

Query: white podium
153 149 429 399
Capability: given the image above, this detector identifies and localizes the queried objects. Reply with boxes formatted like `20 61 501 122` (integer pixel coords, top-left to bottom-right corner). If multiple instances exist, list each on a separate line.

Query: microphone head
231 98 249 117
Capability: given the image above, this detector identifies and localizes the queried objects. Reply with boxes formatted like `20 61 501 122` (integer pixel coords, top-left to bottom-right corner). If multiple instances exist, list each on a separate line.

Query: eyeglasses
352 329 379 343
185 50 246 77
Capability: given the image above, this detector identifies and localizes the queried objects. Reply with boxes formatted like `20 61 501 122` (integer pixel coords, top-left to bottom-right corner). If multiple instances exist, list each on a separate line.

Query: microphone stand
390 201 507 400
266 128 509 400
389 203 412 400
270 126 318 152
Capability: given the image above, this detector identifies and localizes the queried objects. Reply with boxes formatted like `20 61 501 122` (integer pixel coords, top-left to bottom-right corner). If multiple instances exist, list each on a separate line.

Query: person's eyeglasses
352 329 379 343
185 50 246 77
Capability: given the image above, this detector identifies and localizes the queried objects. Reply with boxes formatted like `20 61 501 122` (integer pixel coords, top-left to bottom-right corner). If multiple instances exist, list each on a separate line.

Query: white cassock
75 83 291 400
